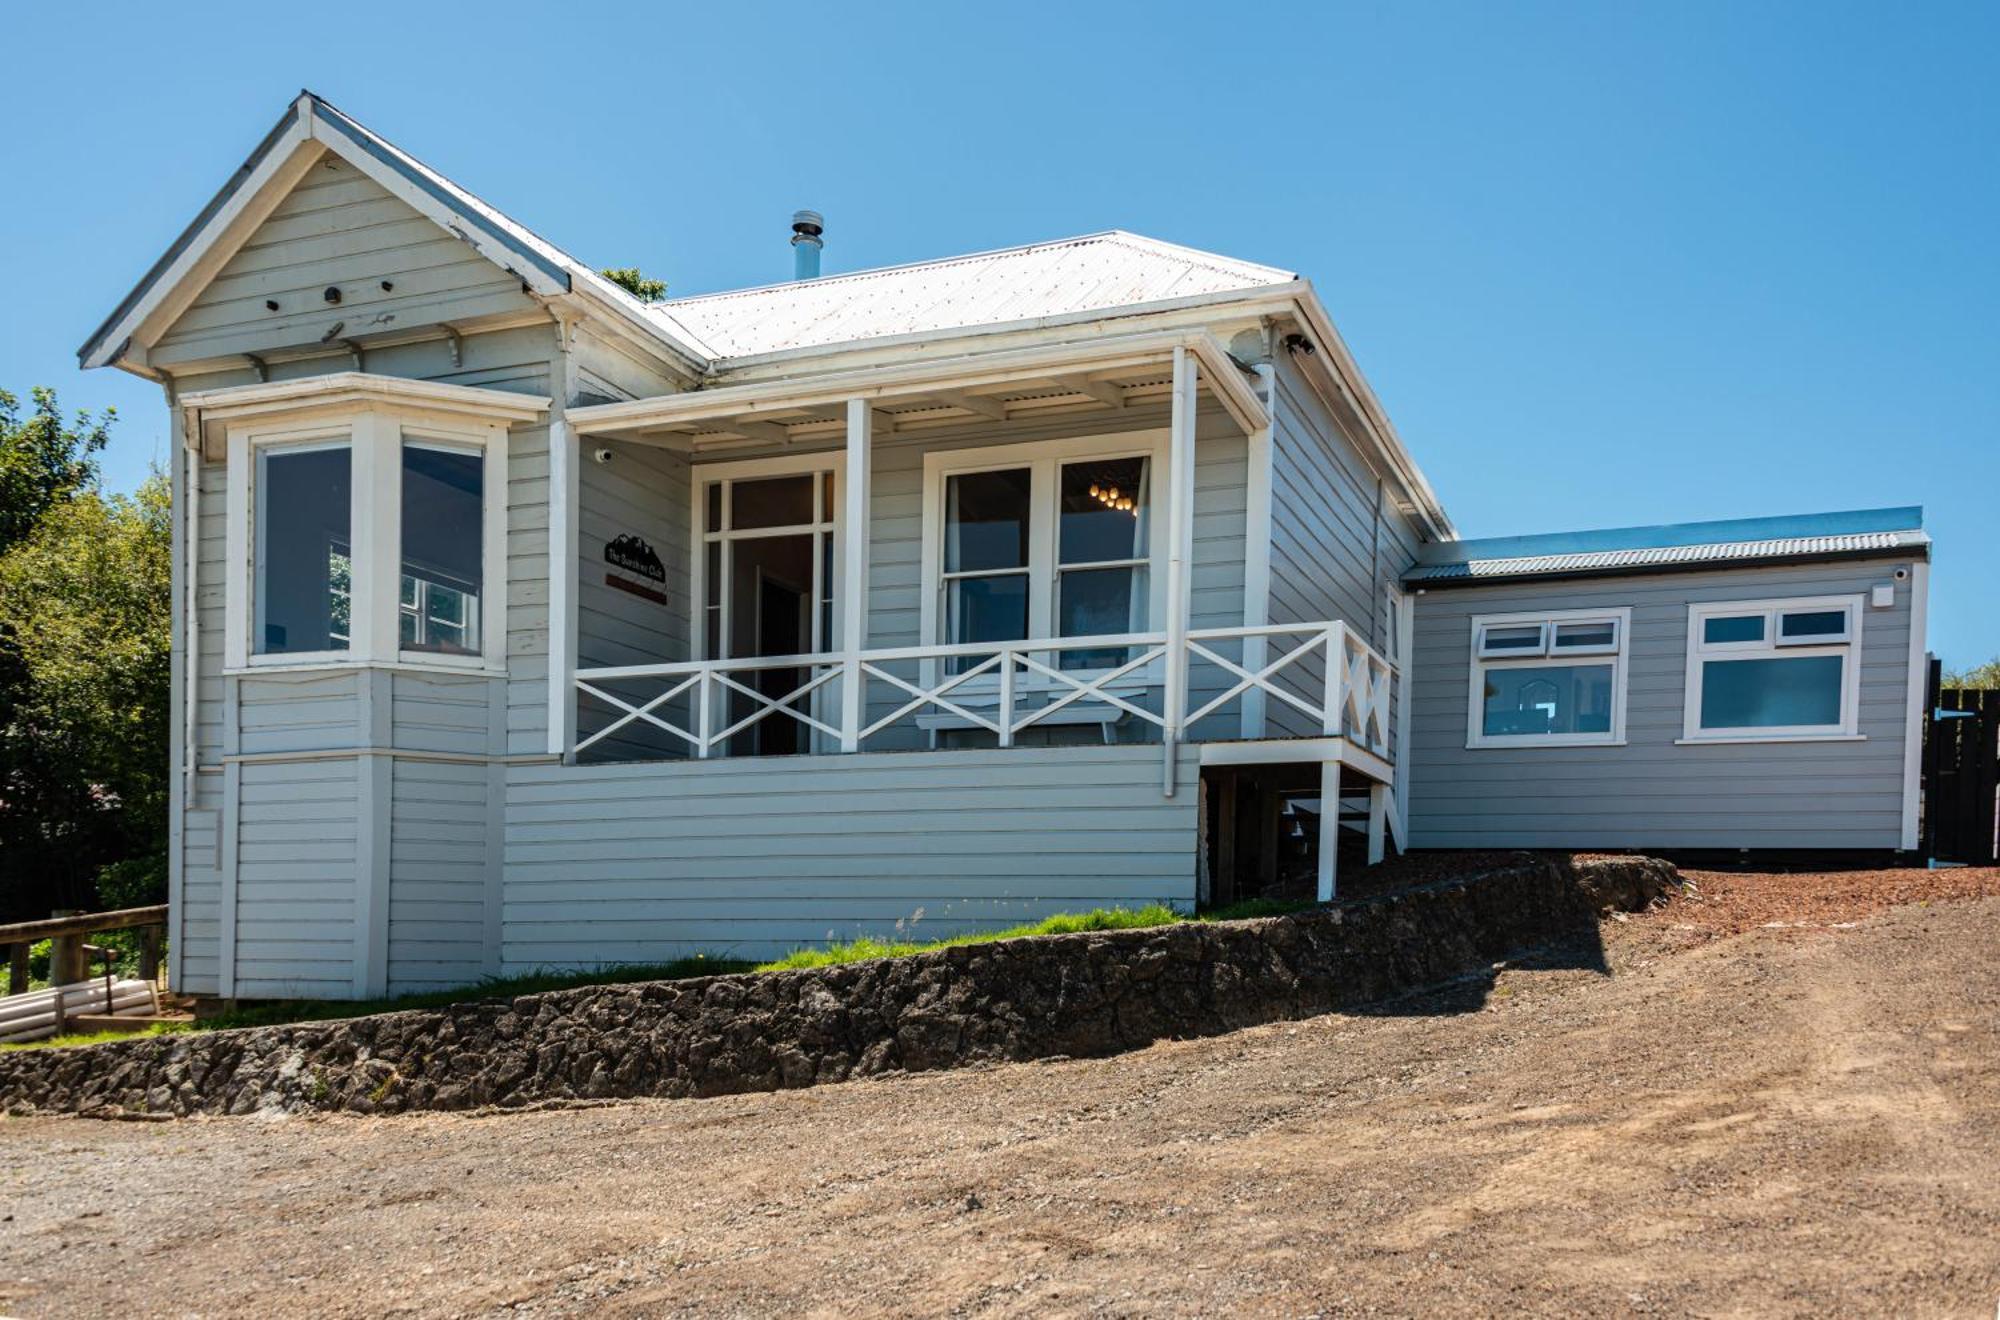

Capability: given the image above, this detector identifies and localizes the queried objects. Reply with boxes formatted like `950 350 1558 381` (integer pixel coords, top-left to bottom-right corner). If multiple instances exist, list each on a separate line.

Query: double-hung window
924 433 1167 674
1683 597 1862 741
1467 609 1630 747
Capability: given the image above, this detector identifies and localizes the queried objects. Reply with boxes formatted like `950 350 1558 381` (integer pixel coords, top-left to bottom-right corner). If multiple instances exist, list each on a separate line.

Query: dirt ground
3 869 1999 1319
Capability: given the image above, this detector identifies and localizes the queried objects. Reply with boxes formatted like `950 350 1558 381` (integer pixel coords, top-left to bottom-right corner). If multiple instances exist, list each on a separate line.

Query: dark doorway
752 571 807 756
1201 764 1377 907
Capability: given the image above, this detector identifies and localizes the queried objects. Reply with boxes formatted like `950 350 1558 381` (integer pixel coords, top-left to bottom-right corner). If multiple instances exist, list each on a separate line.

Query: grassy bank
6 897 1317 1050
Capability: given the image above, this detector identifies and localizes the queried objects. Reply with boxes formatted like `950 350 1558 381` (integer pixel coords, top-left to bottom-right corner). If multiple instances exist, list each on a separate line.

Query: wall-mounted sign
604 533 669 606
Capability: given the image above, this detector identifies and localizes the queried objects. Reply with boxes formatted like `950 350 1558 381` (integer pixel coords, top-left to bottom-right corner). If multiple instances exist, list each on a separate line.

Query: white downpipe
1161 347 1197 795
1240 364 1275 740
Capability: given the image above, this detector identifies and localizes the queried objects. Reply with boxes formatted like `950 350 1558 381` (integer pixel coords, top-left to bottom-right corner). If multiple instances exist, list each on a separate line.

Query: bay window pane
1703 614 1765 644
945 469 1031 572
1700 656 1843 729
256 445 351 655
401 444 483 656
1481 663 1614 737
1059 457 1148 564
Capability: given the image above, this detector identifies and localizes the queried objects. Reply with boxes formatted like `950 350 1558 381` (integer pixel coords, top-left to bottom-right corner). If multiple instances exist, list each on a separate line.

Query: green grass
1197 896 1319 922
8 899 1326 1049
0 1021 193 1052
751 903 1186 971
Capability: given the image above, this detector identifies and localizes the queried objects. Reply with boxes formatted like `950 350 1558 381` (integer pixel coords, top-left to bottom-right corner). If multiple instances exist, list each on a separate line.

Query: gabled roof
650 232 1299 360
78 91 710 373
1406 507 1928 586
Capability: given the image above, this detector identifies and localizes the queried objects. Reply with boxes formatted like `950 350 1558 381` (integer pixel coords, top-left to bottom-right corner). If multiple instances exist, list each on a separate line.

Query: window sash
1685 597 1861 738
253 440 353 659
922 438 1166 672
1468 610 1630 747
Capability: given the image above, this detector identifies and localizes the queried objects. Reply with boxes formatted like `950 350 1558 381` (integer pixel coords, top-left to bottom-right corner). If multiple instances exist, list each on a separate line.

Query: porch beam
567 329 1266 439
724 417 794 447
1053 374 1125 410
930 388 1006 422
838 399 872 752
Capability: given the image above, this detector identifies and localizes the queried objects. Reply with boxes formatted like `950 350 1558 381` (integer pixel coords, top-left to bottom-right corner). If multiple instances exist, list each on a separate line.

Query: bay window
1467 609 1630 748
227 406 507 672
1683 597 1862 740
923 433 1167 672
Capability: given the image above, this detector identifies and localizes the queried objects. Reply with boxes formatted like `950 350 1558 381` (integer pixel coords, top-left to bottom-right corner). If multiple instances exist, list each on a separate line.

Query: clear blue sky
3 2 1993 667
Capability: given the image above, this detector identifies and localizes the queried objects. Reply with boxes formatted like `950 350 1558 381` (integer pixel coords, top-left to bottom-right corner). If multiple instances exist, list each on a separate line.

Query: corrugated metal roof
1407 528 1930 583
651 231 1297 360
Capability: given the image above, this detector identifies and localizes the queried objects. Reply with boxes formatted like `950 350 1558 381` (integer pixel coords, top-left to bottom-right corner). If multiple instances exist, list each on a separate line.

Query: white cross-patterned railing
857 633 1170 747
1184 621 1393 756
572 620 1394 760
575 653 846 758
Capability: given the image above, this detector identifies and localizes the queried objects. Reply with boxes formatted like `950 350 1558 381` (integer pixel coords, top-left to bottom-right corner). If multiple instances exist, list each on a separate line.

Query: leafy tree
600 266 668 302
0 387 110 554
1946 657 2000 690
0 393 168 921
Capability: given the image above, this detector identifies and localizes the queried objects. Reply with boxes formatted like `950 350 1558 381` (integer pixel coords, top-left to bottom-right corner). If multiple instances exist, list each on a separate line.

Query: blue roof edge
1417 506 1926 567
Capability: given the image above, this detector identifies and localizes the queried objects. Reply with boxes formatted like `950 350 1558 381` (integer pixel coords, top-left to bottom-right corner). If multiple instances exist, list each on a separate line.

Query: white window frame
688 451 842 662
917 430 1170 678
1681 595 1864 743
224 406 508 674
1466 607 1631 749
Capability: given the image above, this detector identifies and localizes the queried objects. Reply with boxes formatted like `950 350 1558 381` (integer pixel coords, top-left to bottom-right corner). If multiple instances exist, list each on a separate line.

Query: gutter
1403 543 1931 591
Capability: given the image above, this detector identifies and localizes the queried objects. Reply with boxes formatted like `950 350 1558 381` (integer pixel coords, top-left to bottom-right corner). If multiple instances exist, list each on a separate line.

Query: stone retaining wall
0 855 1676 1119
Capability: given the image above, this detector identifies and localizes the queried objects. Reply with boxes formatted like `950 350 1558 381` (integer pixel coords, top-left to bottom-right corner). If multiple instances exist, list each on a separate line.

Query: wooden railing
574 621 1394 761
1 905 169 1040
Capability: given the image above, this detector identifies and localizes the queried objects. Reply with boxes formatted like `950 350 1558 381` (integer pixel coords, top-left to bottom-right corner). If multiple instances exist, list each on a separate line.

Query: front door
698 467 837 756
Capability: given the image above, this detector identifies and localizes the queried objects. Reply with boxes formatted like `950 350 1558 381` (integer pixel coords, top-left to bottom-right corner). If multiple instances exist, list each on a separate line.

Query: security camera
592 447 614 465
1893 567 1909 581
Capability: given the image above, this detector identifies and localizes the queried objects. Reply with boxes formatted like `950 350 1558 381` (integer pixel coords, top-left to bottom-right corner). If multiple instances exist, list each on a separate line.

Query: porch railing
574 620 1393 761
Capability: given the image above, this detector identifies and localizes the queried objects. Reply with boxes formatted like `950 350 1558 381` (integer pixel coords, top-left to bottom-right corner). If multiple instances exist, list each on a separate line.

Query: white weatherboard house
85 94 1934 1001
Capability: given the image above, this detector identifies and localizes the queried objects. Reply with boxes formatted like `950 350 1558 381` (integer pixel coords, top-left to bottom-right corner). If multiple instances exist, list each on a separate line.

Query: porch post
1366 781 1387 866
547 411 579 758
839 399 872 752
1162 346 1197 794
1317 760 1340 902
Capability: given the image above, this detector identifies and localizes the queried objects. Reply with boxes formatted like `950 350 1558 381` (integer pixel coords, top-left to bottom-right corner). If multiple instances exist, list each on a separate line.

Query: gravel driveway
3 872 1997 1317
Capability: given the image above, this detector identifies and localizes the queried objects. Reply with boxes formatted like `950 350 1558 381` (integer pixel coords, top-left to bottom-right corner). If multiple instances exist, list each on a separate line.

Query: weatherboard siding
499 744 1200 968
231 757 361 998
575 439 691 759
1405 559 1919 850
152 151 537 369
1263 358 1425 739
387 758 491 994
